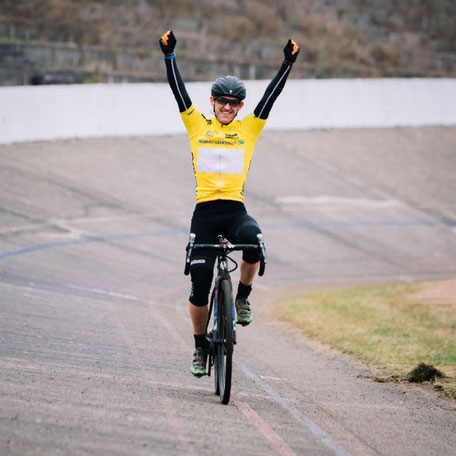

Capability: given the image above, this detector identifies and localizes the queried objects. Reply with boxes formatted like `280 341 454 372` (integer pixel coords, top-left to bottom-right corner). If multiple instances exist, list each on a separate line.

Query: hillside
1 0 455 85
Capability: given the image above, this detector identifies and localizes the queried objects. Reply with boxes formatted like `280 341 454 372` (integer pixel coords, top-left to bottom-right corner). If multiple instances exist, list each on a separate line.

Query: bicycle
184 233 267 404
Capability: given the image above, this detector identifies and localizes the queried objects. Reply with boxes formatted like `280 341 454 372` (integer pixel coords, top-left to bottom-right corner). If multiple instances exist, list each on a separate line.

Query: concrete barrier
1 78 455 144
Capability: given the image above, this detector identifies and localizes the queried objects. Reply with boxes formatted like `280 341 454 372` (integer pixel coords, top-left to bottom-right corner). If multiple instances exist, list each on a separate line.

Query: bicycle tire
211 288 220 396
214 278 234 404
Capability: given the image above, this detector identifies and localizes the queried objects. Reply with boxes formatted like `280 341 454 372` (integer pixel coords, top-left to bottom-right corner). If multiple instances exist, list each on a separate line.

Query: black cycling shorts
188 200 262 306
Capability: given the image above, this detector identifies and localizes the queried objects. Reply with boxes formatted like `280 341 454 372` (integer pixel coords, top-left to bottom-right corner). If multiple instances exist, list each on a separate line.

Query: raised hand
159 30 177 55
283 39 299 64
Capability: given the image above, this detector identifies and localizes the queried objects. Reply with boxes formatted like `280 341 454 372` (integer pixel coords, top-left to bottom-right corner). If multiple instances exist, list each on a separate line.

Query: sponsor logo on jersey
198 139 244 145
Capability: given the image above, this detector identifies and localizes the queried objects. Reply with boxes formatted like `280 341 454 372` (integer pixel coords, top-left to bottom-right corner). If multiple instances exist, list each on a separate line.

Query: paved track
1 127 456 455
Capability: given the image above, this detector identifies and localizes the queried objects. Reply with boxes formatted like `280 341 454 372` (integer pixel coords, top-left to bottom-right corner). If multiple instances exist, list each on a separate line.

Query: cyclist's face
210 96 244 125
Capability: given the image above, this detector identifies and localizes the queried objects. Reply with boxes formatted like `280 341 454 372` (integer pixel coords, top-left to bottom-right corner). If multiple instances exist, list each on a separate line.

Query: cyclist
159 31 299 376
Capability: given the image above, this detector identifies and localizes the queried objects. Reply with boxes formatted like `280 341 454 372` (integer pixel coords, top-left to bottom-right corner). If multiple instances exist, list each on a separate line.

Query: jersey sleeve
180 105 206 134
164 55 192 113
253 61 292 120
241 113 267 140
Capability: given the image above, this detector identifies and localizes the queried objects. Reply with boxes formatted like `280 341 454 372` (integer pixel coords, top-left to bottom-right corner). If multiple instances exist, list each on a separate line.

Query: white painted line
0 212 176 236
67 284 140 301
0 281 139 302
40 219 97 239
238 361 351 456
258 375 287 382
0 223 49 235
275 195 403 208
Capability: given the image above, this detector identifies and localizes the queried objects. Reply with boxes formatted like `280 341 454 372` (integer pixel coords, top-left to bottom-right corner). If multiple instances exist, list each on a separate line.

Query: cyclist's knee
239 224 262 264
189 267 213 307
242 250 261 264
236 219 261 241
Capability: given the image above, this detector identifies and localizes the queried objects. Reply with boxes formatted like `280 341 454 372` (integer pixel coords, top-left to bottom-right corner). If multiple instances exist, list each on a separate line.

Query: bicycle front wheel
214 278 234 405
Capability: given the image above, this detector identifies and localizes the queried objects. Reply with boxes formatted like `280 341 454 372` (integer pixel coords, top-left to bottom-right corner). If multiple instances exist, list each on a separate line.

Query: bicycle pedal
238 321 250 327
192 371 207 378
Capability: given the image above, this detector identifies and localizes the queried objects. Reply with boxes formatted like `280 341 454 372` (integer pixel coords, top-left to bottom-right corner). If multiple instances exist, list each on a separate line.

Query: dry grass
276 279 456 399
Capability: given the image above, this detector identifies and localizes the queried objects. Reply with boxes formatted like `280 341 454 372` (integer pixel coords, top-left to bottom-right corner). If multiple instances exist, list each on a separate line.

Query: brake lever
257 233 267 276
184 233 196 275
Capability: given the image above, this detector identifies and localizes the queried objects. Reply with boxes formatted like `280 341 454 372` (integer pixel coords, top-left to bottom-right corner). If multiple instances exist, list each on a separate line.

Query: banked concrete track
1 127 456 455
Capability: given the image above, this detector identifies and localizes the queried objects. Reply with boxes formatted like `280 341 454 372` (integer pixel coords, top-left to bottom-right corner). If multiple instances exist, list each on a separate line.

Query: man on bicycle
159 31 299 376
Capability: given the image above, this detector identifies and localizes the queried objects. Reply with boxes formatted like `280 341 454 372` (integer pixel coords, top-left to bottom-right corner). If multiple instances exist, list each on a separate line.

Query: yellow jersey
181 105 266 203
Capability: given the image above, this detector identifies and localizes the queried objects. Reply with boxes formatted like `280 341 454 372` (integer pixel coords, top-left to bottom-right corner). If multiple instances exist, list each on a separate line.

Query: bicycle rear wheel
214 278 234 404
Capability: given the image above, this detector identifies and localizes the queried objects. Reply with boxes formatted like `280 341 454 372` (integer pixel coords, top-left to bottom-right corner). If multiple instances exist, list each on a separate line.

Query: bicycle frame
184 233 267 341
184 233 266 404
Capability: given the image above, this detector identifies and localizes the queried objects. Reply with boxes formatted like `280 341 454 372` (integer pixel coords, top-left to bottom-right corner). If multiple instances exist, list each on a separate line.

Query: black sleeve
164 55 192 113
254 61 292 120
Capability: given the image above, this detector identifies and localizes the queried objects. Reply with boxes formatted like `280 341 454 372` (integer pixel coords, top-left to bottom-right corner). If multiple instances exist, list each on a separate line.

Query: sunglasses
215 97 241 107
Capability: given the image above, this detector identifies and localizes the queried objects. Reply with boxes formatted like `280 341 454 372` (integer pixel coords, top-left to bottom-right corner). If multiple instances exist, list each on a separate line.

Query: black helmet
211 75 246 100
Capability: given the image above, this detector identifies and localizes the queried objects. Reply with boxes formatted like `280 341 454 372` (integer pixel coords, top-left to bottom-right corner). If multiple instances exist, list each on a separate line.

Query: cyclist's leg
189 265 214 337
229 211 262 285
188 258 216 376
188 204 219 347
239 259 260 286
227 211 262 325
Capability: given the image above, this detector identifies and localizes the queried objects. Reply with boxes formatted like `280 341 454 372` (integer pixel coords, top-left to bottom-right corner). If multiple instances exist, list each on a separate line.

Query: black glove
159 30 176 55
283 39 299 64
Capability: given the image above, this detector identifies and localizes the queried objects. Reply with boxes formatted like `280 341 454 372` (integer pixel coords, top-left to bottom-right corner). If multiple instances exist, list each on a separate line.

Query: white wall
1 78 456 144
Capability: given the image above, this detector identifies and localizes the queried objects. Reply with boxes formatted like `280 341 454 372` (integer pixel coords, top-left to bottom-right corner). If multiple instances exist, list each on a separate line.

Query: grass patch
276 280 456 399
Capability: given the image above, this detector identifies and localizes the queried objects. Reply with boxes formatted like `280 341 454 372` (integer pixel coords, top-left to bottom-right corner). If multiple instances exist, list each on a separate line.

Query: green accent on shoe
190 348 207 377
236 314 253 325
235 297 253 326
190 366 206 376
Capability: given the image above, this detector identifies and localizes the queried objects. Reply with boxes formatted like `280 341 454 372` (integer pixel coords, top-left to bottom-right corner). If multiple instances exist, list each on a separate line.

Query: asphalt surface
1 127 456 455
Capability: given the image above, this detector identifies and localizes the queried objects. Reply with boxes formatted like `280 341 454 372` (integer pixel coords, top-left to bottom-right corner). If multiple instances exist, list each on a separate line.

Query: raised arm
159 31 192 112
254 39 300 120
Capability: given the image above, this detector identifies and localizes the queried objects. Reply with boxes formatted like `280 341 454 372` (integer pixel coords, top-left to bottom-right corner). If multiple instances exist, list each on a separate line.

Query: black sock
194 334 209 350
236 281 252 299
